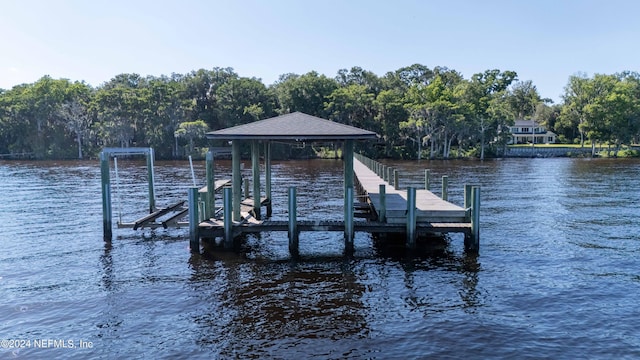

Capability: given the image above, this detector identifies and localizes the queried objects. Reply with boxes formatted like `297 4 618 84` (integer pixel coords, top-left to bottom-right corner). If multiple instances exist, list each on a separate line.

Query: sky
1 0 639 103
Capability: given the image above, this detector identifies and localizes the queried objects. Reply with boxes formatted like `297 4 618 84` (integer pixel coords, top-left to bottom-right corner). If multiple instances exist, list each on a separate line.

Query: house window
548 136 553 142
522 127 529 133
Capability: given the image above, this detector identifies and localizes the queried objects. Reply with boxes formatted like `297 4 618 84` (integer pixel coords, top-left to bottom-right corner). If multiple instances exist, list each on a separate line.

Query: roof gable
206 112 378 141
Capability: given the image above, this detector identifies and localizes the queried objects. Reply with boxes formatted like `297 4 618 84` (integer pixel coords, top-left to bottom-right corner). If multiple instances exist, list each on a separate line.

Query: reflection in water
188 254 368 357
97 241 124 351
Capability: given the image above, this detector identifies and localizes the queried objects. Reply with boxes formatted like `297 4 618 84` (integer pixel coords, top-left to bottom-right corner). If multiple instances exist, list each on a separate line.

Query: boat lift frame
100 147 156 240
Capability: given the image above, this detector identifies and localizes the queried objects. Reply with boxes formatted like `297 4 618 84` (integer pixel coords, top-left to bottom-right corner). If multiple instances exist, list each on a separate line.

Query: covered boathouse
201 112 377 253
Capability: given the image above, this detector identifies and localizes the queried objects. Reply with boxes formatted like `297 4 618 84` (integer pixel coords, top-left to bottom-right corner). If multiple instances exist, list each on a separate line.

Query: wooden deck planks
198 179 232 193
353 158 466 222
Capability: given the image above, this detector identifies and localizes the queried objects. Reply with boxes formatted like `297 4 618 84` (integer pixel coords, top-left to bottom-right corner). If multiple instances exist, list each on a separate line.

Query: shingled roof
205 112 378 141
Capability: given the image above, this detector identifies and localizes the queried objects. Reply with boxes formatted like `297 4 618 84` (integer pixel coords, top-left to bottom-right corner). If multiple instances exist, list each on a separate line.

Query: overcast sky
1 0 638 103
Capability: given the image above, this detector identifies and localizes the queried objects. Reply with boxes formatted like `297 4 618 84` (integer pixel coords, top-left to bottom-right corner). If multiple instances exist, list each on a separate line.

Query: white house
509 119 557 144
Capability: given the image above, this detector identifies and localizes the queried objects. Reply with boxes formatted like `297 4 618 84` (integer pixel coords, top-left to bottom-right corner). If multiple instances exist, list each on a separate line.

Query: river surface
1 157 639 359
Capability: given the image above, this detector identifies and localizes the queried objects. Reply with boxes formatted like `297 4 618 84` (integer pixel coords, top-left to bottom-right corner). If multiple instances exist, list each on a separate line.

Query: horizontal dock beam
199 220 471 238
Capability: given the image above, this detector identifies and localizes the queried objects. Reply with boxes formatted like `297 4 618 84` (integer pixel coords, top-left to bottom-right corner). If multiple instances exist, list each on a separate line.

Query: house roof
513 119 539 126
205 112 379 141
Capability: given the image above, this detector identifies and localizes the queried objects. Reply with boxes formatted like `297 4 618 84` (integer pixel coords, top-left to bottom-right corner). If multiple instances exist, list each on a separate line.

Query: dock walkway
353 158 468 224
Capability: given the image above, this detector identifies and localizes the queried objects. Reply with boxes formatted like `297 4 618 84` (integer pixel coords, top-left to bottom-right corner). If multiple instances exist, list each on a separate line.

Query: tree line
1 65 639 160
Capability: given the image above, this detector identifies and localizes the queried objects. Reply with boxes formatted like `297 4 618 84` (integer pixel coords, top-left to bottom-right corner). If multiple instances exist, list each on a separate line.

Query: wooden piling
425 169 431 190
343 140 354 252
232 141 241 221
223 187 233 249
188 187 199 252
393 169 399 190
265 142 272 216
146 148 156 213
205 150 214 220
288 187 298 256
464 184 472 221
465 186 480 253
100 151 112 241
345 186 354 251
252 140 261 219
243 178 250 200
406 187 417 248
442 175 448 201
379 184 386 222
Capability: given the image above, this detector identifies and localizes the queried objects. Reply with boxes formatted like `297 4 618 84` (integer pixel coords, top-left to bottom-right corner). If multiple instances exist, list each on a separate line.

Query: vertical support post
379 184 386 222
381 165 387 182
406 187 417 249
441 175 448 201
386 167 393 184
251 140 261 219
232 141 241 221
464 184 473 221
265 141 272 217
345 187 354 250
425 169 431 191
288 187 298 256
223 187 233 249
393 169 399 190
146 148 156 213
243 178 250 199
344 140 354 192
205 150 214 220
188 187 199 252
100 151 112 241
343 140 354 252
466 186 480 253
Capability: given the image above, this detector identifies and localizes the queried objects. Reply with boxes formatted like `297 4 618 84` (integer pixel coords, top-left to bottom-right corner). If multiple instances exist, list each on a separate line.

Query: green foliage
273 71 338 117
175 120 209 156
2 64 640 161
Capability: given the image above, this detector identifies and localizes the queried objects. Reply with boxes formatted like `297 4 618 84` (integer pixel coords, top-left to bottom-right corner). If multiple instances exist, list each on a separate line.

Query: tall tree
335 66 383 95
462 69 518 160
217 77 275 128
183 67 238 129
508 80 542 119
139 76 190 158
383 64 434 90
374 89 407 158
273 71 338 117
558 73 592 146
92 78 142 148
175 120 209 155
402 76 465 159
325 84 375 129
28 76 74 158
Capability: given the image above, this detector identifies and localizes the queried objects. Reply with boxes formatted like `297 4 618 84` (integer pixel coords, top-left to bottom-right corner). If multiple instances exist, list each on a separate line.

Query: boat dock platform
195 154 479 255
101 114 479 256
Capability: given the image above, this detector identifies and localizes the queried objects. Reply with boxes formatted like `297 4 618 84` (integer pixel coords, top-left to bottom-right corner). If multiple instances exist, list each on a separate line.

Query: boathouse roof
205 112 378 141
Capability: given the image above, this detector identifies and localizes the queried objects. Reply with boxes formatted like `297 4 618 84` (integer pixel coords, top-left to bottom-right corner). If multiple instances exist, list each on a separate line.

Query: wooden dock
100 126 479 254
197 155 479 253
353 157 468 224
